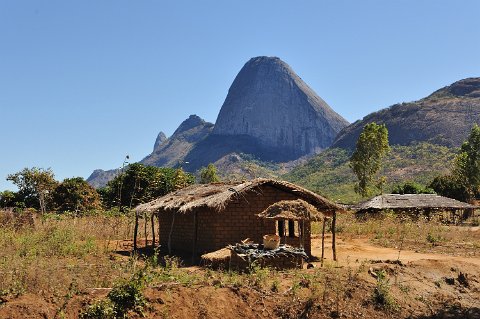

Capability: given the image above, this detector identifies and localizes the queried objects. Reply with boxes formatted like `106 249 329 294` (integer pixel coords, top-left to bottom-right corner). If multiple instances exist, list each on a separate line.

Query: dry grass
312 212 480 257
0 211 153 301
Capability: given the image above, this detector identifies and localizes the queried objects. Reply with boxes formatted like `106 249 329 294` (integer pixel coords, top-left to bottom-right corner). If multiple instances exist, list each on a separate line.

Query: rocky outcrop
86 168 120 189
153 131 167 151
212 56 349 159
141 115 214 168
333 77 480 149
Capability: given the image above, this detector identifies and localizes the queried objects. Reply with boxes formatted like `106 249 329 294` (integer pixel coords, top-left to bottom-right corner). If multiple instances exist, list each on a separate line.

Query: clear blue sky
1 1 480 191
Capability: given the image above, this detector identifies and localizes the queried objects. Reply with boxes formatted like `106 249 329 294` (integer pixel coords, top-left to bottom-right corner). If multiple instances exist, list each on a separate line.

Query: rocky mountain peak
173 114 207 136
212 56 349 159
427 77 480 99
153 131 167 151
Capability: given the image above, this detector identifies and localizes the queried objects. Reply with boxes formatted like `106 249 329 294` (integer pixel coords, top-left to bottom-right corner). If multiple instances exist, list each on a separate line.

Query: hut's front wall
159 185 313 256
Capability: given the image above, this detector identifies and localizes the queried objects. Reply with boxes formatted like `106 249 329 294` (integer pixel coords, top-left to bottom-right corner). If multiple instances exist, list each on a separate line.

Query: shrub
107 270 148 318
80 299 116 319
372 270 398 312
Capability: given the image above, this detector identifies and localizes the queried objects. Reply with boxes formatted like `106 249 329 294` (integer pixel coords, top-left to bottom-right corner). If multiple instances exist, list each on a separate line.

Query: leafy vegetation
52 177 102 213
99 163 194 211
7 167 58 214
350 122 391 197
452 124 480 200
199 163 220 184
391 181 435 194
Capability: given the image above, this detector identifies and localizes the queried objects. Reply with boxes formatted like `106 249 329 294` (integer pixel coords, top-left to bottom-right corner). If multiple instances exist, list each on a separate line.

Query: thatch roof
353 194 477 211
135 179 343 214
257 199 327 221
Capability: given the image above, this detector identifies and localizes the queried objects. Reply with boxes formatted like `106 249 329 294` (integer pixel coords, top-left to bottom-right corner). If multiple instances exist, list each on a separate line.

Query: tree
392 181 435 195
452 124 480 200
429 175 469 202
7 167 58 214
199 163 220 184
0 190 18 208
52 177 102 213
99 163 195 210
349 122 390 197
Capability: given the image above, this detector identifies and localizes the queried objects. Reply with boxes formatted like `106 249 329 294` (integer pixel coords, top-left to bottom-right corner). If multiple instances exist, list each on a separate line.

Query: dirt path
311 235 480 266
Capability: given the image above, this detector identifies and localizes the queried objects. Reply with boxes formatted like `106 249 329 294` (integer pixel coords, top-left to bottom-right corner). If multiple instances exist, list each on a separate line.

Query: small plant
426 232 440 246
246 263 271 289
80 299 116 319
372 270 398 312
107 270 148 318
471 217 480 227
271 279 280 292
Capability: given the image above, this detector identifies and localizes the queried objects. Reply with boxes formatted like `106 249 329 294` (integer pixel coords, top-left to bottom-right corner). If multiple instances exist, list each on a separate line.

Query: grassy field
0 210 479 318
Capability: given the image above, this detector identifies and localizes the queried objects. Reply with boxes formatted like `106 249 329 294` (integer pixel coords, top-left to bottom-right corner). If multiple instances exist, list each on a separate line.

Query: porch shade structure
257 199 335 264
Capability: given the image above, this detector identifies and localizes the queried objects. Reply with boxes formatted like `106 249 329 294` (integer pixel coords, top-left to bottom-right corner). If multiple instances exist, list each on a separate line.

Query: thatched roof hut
136 178 341 215
134 179 344 258
257 199 326 221
352 194 477 222
353 194 476 211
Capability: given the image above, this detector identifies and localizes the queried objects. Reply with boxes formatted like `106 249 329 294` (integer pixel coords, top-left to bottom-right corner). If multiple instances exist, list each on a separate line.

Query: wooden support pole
144 212 148 247
332 211 337 261
133 210 139 251
321 216 326 267
151 213 156 248
168 211 176 255
192 211 198 265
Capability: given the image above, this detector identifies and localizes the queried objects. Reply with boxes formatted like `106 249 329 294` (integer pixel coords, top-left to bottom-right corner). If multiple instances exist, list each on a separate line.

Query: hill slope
284 143 456 203
333 78 480 149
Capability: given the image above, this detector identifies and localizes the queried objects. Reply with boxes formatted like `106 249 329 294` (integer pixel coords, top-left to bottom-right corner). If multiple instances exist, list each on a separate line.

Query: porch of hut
257 199 335 258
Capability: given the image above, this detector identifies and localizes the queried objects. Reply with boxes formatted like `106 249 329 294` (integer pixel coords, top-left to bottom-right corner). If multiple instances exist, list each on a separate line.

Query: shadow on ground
415 306 480 319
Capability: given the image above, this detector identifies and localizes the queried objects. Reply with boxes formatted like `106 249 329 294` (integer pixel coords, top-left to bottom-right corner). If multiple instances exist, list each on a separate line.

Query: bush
392 181 435 195
372 270 398 312
80 299 116 319
107 270 148 318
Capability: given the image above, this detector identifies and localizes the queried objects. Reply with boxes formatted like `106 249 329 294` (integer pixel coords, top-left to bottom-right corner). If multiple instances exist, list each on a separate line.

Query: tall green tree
452 124 480 201
7 167 58 214
349 122 390 197
52 177 102 213
199 163 220 184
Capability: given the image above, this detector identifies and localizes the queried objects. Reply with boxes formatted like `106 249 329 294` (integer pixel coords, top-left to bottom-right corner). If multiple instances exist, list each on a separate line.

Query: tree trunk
332 212 337 261
133 210 139 251
321 217 326 267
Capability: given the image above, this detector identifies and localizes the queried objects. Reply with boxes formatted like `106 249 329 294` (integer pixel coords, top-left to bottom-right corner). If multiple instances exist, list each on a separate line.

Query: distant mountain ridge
333 77 480 149
87 56 348 187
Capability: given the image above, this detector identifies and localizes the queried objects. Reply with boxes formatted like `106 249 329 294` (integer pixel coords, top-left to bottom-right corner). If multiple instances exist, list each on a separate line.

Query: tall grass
0 210 147 299
312 212 480 257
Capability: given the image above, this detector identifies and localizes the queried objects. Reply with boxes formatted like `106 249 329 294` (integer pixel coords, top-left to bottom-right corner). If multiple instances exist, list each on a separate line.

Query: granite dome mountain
212 56 349 158
87 56 348 187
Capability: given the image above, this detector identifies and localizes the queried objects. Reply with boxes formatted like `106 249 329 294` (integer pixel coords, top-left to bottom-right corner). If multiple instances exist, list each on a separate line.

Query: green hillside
284 143 456 204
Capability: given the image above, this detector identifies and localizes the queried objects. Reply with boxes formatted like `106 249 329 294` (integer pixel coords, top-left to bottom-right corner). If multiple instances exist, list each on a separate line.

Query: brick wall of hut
158 184 313 256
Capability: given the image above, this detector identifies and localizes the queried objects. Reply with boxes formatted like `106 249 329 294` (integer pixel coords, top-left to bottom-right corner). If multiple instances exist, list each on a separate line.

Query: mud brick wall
158 184 313 256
